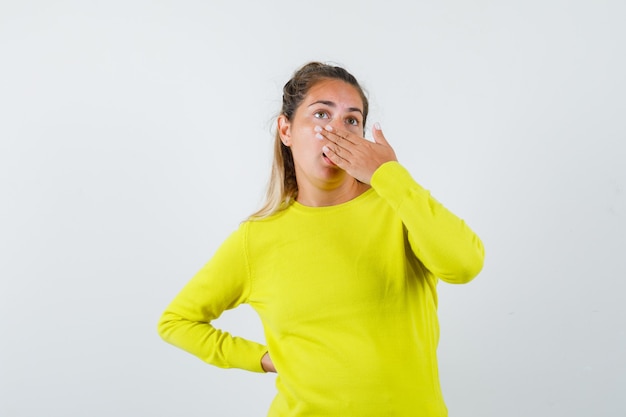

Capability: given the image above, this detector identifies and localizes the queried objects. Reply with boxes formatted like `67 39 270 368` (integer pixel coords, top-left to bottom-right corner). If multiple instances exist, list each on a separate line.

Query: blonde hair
248 62 369 220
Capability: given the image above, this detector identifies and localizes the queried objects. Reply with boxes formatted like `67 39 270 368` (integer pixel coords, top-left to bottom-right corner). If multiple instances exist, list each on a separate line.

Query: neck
296 179 370 207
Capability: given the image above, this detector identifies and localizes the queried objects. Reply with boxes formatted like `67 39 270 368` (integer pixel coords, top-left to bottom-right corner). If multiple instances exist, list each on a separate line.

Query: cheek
291 131 321 156
346 124 363 135
311 118 328 129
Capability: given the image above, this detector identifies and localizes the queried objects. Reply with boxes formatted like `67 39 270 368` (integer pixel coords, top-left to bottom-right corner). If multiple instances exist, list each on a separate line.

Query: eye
346 117 360 126
314 110 330 119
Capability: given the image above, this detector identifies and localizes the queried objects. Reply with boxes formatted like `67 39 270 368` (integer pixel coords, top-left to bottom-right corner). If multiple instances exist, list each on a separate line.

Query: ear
277 114 292 146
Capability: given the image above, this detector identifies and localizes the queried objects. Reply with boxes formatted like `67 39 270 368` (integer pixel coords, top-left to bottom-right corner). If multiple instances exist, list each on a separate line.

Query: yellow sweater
158 161 484 416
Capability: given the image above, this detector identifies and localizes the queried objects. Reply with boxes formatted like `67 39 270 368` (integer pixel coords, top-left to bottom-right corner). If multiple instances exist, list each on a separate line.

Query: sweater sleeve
157 224 268 372
370 161 485 284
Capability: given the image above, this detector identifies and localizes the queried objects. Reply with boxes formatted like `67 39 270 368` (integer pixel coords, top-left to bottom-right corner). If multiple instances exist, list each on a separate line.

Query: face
278 78 365 192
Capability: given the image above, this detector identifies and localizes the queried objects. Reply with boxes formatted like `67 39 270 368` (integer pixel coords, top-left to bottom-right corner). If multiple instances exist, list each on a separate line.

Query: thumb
372 122 390 146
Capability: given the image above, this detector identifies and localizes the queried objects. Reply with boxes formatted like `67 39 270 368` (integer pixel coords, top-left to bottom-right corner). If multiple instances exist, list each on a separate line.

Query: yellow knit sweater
158 161 484 416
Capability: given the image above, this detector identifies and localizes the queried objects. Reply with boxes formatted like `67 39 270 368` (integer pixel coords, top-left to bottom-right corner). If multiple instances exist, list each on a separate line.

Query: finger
324 125 357 145
372 122 390 146
315 126 348 147
323 141 352 158
322 144 350 166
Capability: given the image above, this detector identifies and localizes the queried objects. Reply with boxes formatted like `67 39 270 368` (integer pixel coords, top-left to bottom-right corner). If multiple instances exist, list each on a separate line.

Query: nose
327 117 343 131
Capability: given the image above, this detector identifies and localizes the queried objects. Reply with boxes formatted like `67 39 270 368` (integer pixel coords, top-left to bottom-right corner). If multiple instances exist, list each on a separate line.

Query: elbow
157 311 178 342
156 313 168 341
443 260 483 285
456 255 484 284
441 242 485 285
461 243 485 284
459 234 485 283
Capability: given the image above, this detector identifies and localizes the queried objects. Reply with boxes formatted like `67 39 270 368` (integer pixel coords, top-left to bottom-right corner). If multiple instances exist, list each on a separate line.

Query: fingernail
314 126 322 132
374 122 381 131
315 133 324 140
322 145 329 153
324 125 333 132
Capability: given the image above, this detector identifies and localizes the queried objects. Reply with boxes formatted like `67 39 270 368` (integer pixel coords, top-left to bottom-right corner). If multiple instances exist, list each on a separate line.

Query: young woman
158 62 485 416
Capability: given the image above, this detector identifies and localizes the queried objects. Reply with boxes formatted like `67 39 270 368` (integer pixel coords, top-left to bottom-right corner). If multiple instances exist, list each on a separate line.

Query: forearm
158 310 267 372
371 161 485 283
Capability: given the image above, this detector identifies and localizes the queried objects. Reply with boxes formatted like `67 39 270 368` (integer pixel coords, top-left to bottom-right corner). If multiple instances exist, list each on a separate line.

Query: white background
1 1 624 416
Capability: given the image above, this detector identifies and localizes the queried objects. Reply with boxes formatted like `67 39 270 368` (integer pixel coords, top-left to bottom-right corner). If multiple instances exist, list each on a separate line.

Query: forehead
304 79 364 110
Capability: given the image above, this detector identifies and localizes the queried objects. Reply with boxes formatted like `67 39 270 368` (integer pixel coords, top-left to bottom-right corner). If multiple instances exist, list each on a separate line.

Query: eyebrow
308 100 363 116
